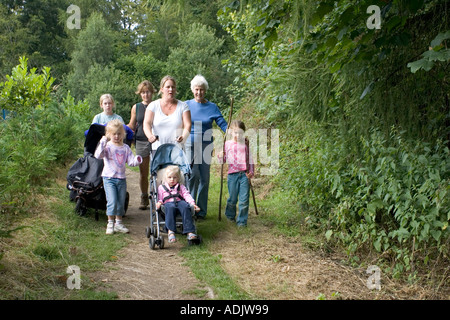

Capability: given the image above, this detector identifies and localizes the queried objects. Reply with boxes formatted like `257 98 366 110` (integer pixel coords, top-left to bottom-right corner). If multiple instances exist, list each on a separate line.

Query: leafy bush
281 125 449 276
0 57 90 210
0 57 54 114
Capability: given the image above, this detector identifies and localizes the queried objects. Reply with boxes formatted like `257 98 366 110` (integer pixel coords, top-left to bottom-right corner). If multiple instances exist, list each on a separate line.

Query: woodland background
0 0 449 283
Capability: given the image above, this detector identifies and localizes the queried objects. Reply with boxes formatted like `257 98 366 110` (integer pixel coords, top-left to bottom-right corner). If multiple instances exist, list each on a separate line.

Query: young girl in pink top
218 120 255 227
156 165 200 243
95 119 142 234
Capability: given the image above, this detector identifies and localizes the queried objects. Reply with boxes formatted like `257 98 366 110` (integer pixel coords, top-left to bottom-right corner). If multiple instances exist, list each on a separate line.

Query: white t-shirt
147 99 190 149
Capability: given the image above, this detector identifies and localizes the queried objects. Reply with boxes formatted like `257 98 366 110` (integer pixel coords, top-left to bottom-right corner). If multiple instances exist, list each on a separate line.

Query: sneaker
114 223 129 233
106 223 114 235
139 194 149 210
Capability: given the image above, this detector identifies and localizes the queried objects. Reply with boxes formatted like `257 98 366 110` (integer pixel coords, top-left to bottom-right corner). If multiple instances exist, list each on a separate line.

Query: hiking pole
219 97 234 221
249 178 259 215
245 138 259 216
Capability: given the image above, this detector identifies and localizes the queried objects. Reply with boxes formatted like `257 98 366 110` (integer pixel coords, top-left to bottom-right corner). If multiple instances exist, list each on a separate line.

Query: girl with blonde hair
95 119 143 234
92 94 124 125
156 165 200 243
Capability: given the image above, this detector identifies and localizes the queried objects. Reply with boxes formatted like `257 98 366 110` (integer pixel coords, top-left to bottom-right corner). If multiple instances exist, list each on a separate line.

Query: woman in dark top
127 80 156 210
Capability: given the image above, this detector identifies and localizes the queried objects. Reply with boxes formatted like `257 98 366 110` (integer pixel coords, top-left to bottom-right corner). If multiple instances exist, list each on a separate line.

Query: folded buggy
67 124 129 220
145 143 202 250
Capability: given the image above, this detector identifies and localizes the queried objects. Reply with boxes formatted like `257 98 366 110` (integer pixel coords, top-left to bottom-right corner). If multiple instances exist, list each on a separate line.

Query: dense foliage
219 0 449 275
0 0 448 277
0 58 90 208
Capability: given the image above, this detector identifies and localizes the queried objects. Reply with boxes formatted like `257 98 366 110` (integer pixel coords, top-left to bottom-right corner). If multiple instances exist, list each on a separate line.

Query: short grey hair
190 74 209 91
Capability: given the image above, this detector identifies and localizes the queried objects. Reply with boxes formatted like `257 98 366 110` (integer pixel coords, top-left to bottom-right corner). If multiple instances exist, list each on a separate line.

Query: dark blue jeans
163 201 195 234
188 142 212 218
225 171 250 226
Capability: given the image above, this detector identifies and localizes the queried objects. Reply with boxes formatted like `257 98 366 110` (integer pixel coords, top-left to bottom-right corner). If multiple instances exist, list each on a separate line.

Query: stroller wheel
158 236 165 249
75 198 87 216
145 227 151 238
188 234 202 246
149 235 156 250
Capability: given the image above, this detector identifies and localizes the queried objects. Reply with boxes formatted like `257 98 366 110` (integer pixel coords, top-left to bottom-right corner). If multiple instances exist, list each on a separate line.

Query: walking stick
245 138 259 216
249 179 259 215
219 97 234 221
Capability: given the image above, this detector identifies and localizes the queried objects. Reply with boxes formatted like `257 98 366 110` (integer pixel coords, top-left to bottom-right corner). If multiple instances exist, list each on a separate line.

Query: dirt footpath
88 169 448 300
89 168 205 300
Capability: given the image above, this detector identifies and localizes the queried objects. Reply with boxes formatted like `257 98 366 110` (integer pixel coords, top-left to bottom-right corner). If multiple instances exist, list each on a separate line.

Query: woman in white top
143 75 192 152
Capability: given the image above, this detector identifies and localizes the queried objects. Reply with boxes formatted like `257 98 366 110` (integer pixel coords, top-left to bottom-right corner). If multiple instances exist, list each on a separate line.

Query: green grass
0 164 256 300
0 163 302 300
180 218 253 300
178 171 255 300
0 176 129 300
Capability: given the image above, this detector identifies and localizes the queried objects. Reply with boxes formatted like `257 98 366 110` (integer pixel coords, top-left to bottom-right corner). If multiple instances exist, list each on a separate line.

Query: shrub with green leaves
281 126 449 275
0 57 90 210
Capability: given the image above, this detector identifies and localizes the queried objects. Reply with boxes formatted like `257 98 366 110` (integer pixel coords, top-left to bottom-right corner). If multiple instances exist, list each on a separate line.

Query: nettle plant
323 129 449 275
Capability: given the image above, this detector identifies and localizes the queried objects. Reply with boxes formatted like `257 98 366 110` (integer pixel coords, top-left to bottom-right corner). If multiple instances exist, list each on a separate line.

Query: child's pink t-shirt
157 183 195 205
221 140 255 176
94 138 142 179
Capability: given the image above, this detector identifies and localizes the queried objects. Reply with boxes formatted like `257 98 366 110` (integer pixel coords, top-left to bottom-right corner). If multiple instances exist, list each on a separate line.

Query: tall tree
166 22 229 104
3 0 71 78
66 12 118 99
0 0 73 79
0 4 32 79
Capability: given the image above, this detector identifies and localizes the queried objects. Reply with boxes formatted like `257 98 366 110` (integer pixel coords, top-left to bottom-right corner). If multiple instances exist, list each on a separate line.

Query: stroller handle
148 136 188 153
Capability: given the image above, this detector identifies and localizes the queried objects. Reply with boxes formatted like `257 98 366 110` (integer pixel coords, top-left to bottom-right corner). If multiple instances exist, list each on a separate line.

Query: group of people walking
92 75 255 240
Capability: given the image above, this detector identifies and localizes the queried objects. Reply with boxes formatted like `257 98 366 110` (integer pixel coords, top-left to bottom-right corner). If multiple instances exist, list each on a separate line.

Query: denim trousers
187 142 212 218
103 177 127 216
225 171 250 226
163 201 195 234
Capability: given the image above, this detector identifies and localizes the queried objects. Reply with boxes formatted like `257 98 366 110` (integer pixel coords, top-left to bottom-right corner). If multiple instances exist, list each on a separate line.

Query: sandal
187 233 197 240
168 231 177 243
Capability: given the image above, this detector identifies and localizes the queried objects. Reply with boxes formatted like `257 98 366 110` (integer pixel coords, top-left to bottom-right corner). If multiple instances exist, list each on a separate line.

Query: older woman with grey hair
185 75 228 219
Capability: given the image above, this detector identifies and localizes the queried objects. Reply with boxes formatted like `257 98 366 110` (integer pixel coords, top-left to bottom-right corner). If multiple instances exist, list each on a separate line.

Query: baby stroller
67 123 130 221
145 143 202 250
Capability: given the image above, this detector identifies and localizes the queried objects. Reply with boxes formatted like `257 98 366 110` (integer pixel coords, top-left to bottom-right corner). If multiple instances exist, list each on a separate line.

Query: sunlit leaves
0 57 54 115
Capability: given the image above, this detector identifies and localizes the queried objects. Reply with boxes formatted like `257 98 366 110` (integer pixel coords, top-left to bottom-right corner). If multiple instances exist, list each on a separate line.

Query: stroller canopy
84 123 134 155
151 143 191 176
84 124 105 155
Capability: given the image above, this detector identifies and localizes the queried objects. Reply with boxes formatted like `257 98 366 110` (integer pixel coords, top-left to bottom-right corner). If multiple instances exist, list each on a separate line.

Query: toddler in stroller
146 143 202 249
156 165 200 243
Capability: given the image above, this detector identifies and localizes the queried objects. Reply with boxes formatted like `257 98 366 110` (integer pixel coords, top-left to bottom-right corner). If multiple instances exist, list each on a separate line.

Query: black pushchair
145 143 202 250
67 124 129 221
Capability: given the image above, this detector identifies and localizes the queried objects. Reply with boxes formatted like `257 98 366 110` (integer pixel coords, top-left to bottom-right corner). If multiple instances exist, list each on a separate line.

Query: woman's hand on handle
148 134 159 143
